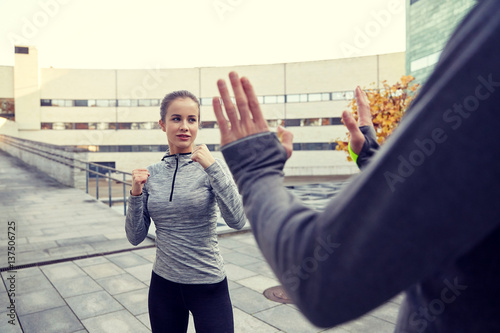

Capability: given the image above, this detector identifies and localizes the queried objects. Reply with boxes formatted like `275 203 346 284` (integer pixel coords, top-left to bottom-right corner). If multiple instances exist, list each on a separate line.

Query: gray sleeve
125 183 151 246
205 159 246 230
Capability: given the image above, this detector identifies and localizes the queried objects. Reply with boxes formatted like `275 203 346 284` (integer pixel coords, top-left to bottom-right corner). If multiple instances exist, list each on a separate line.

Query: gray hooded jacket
125 150 246 284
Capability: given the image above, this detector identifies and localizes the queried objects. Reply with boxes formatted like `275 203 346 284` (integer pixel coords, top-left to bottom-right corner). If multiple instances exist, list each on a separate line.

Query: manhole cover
263 285 294 304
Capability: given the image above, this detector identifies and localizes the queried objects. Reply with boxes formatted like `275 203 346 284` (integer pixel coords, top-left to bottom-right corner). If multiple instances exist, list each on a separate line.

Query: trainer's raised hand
213 71 293 159
341 86 373 154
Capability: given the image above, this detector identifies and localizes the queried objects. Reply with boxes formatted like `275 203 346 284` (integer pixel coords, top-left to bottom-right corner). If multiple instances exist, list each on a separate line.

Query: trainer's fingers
217 79 240 129
229 72 251 124
342 110 361 135
277 126 293 159
241 76 268 131
355 86 372 127
213 97 230 134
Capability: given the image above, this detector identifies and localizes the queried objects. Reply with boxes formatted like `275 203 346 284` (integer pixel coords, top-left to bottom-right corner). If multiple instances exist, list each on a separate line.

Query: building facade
0 47 405 176
406 0 476 85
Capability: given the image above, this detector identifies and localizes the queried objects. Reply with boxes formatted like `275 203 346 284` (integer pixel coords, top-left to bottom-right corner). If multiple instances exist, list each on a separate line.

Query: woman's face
159 98 199 154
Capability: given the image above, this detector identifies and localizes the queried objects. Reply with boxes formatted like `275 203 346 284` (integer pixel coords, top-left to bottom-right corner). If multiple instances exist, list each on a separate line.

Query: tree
335 75 420 161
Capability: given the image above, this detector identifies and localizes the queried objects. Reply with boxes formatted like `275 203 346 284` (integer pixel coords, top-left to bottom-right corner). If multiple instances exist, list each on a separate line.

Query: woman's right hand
131 168 150 196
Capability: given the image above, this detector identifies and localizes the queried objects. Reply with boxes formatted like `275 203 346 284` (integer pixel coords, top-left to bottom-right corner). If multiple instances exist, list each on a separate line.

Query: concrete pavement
0 150 399 332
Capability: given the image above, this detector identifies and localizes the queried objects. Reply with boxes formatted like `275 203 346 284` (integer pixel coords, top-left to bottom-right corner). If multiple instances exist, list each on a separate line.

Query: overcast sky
0 0 406 69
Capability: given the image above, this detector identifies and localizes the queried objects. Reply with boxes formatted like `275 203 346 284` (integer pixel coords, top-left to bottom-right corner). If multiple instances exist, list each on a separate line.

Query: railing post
123 173 127 215
108 169 112 207
96 171 99 200
86 163 89 194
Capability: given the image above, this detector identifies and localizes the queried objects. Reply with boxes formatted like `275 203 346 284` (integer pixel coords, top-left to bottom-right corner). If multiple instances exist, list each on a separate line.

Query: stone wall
0 135 88 190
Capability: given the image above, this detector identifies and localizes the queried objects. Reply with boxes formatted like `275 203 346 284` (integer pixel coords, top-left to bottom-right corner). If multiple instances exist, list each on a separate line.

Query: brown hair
160 90 200 123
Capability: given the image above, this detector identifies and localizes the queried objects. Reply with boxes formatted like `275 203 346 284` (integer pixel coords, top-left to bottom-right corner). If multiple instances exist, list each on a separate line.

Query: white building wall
3 50 406 177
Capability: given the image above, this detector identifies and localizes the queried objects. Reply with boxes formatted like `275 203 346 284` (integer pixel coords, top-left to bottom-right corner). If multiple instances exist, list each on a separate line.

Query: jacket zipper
169 155 179 202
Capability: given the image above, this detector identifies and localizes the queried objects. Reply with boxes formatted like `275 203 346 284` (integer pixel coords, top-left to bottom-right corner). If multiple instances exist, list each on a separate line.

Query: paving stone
15 272 53 295
51 275 103 298
225 263 259 281
125 263 153 282
136 313 151 330
244 260 278 279
81 309 150 333
66 290 124 320
254 304 321 333
230 286 279 314
367 300 400 324
334 313 397 333
73 256 110 268
218 238 248 249
41 262 87 282
96 274 147 295
222 251 262 266
106 252 151 269
19 306 84 333
114 287 149 316
16 288 66 315
233 307 280 333
82 262 125 280
237 274 279 294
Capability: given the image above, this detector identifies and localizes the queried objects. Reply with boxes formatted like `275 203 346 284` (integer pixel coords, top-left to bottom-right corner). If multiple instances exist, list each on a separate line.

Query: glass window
303 118 320 126
286 94 300 103
201 97 212 106
74 100 88 107
41 123 52 129
52 122 65 130
257 96 264 104
293 143 302 151
322 93 331 101
267 119 281 127
118 123 132 130
131 123 139 130
284 119 301 127
64 123 74 130
139 122 153 130
75 123 89 130
41 99 52 106
331 92 344 100
151 122 161 130
96 100 109 107
344 91 354 100
109 123 117 130
110 100 117 107
88 123 97 130
277 95 285 103
151 99 160 106
201 121 217 129
264 96 277 104
118 99 131 107
138 99 151 107
308 93 322 102
118 146 132 152
65 100 73 107
300 94 308 102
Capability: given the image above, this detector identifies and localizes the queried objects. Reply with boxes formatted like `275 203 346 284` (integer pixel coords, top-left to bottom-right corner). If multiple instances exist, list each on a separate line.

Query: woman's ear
159 119 166 132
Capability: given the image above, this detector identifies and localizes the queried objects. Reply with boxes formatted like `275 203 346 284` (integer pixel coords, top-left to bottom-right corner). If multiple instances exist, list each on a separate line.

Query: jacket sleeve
220 1 500 327
355 126 380 169
125 177 152 246
205 159 246 230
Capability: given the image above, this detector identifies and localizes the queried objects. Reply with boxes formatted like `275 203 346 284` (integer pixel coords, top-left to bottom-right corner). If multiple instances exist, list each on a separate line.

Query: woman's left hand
191 144 216 169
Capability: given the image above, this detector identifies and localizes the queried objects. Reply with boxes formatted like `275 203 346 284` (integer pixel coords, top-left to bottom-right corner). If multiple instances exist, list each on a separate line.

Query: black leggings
148 271 234 333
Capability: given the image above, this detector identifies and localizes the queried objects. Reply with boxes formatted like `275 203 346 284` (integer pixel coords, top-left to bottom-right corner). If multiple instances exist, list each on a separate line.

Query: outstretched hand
213 71 293 159
341 86 373 154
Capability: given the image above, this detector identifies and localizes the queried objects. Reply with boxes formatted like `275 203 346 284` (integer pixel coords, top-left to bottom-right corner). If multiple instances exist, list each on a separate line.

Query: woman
125 90 246 332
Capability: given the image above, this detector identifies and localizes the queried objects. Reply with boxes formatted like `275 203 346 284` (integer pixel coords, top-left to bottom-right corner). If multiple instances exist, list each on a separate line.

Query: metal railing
0 135 132 215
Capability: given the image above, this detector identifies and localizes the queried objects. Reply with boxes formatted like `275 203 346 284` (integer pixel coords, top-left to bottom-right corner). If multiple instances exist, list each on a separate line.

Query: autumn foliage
335 75 420 161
